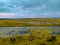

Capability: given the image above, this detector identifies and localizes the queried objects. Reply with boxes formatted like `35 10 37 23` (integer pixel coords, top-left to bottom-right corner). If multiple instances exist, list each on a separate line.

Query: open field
0 27 60 45
0 18 60 26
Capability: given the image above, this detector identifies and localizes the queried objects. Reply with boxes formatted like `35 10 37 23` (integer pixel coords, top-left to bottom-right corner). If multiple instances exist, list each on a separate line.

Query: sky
0 0 60 18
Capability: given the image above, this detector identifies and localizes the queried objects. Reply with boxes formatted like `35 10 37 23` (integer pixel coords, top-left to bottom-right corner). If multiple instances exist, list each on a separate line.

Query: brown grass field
0 18 60 26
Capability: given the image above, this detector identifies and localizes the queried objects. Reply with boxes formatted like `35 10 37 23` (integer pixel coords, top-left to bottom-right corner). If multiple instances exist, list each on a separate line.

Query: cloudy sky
0 0 60 18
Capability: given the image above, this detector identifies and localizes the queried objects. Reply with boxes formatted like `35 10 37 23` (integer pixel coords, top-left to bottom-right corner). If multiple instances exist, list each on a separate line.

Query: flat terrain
0 18 60 45
0 18 60 26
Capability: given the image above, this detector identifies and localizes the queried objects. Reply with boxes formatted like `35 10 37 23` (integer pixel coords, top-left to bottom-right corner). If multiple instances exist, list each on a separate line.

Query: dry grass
0 18 60 26
0 28 60 45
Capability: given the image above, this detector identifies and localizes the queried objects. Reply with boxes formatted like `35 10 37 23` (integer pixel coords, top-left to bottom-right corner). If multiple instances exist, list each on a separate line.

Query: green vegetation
0 18 60 26
0 28 60 45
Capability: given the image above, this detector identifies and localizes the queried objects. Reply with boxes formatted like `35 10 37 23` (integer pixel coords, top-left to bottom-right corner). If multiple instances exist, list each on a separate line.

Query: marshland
0 18 60 45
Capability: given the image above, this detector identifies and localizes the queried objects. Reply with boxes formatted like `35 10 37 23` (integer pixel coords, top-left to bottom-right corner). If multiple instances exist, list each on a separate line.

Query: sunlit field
0 27 60 45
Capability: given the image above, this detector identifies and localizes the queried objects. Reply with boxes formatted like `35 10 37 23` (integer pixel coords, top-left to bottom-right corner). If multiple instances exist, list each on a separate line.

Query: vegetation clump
47 36 57 42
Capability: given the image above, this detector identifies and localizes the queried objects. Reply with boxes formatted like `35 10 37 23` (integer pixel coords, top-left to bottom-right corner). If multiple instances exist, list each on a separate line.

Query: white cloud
51 0 57 3
0 13 15 18
43 13 52 16
26 14 36 18
39 13 53 18
0 0 9 2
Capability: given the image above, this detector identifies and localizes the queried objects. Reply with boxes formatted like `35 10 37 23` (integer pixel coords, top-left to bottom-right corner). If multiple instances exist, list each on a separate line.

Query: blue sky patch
0 0 60 18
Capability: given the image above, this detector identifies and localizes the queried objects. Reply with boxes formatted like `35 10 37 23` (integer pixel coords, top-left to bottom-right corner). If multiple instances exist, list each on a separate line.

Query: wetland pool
0 26 60 38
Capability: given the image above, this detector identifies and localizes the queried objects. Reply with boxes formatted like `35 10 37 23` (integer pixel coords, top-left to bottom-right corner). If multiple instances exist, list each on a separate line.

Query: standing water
0 26 60 38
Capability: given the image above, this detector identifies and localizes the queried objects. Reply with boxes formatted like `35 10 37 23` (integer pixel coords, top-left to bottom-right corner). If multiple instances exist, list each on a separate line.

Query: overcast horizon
0 0 60 18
